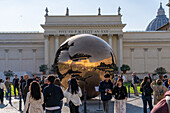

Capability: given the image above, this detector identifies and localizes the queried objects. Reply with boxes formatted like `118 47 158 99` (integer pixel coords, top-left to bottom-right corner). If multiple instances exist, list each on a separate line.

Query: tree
154 67 167 76
39 64 48 75
113 64 118 73
50 64 57 74
4 70 14 77
120 64 131 74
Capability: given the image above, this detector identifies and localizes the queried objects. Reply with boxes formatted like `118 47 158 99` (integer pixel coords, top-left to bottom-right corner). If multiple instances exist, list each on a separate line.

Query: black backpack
143 83 152 96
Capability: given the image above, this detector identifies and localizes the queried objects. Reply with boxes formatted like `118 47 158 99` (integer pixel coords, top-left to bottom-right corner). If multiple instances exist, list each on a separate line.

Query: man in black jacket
99 74 113 113
13 75 19 98
43 75 64 113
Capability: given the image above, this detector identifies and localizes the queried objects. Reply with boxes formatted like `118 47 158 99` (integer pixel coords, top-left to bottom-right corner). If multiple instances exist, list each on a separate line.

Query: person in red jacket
151 90 170 113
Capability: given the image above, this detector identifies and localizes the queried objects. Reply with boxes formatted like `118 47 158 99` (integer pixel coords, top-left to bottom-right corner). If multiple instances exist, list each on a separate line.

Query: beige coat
64 87 82 106
23 92 44 113
150 81 167 105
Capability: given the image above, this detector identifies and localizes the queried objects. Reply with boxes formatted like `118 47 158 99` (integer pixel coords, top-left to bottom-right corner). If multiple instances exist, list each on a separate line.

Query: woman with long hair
140 76 153 113
113 78 127 113
23 78 33 104
64 78 82 113
151 79 167 105
23 81 44 113
54 78 65 91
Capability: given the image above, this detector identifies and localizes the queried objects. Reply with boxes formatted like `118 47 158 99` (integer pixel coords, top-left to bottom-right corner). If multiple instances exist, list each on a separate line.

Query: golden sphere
54 34 116 99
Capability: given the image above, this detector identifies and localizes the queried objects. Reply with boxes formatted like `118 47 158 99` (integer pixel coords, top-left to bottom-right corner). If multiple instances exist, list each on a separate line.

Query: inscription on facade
58 29 109 34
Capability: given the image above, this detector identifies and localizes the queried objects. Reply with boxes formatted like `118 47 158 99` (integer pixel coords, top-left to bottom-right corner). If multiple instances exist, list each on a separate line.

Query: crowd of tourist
0 72 169 113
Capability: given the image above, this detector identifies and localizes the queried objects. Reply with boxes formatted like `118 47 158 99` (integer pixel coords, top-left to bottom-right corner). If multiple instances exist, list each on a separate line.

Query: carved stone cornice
42 24 126 28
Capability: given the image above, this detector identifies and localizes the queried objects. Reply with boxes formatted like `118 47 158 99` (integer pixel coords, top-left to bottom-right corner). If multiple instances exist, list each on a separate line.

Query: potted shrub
4 70 14 77
154 67 167 77
120 64 130 74
39 64 48 75
112 64 118 74
51 64 57 74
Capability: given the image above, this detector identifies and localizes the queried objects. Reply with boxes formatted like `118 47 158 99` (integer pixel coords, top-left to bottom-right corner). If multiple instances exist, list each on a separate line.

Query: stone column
5 49 9 71
108 34 113 48
55 35 59 53
112 35 118 60
130 48 135 72
157 48 162 67
65 34 70 40
144 48 148 73
32 49 37 74
44 36 49 66
118 34 123 73
18 49 23 72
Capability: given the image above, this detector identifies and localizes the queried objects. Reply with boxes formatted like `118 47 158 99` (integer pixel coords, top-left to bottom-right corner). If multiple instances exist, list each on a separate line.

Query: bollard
9 85 12 105
128 85 130 98
19 94 22 111
84 89 87 113
96 94 102 111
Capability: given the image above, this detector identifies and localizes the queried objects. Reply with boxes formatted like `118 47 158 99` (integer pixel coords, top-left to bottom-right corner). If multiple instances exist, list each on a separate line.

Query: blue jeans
142 95 153 113
46 109 60 113
5 88 10 99
14 86 19 97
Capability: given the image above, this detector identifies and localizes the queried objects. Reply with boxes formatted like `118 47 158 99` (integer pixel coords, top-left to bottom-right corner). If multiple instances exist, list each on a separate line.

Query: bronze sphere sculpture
54 34 116 99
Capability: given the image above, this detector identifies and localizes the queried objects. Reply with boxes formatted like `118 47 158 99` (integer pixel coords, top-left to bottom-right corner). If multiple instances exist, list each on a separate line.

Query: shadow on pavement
127 103 143 113
0 104 8 109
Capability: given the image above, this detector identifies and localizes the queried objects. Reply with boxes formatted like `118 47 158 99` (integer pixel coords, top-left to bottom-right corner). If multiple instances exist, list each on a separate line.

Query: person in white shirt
64 78 82 113
120 73 126 83
0 79 7 104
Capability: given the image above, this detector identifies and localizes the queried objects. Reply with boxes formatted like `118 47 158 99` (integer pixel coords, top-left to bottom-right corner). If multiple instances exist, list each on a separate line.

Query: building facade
1 3 170 77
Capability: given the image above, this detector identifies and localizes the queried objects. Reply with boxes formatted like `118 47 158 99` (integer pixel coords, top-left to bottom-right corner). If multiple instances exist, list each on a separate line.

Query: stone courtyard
0 94 153 113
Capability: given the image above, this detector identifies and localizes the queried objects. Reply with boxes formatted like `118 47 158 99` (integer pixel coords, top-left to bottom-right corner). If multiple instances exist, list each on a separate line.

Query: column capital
32 49 37 53
54 34 60 37
130 48 135 52
157 48 162 52
97 34 103 37
18 49 23 53
4 49 9 53
108 34 113 37
65 34 70 37
143 48 148 52
65 34 70 40
118 34 123 39
44 35 49 39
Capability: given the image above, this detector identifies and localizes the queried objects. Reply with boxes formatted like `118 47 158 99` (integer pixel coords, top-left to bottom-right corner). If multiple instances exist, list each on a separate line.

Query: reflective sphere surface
54 34 116 99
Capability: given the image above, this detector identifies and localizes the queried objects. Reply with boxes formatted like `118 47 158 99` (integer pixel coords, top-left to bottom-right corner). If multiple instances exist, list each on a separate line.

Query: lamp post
19 92 22 111
84 86 87 113
9 84 12 105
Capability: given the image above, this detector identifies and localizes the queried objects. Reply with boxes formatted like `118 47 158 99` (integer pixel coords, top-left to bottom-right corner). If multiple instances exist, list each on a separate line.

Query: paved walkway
0 94 153 113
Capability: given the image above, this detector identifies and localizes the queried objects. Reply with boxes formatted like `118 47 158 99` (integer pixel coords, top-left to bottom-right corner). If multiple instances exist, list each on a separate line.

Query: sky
0 0 169 32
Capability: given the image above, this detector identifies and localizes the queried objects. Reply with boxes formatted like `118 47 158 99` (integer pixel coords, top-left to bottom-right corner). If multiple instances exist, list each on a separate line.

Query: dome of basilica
146 3 169 31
